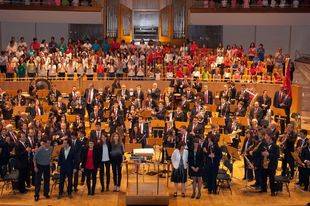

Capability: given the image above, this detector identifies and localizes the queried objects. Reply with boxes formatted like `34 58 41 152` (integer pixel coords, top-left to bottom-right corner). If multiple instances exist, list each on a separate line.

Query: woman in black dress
171 142 188 197
188 139 204 199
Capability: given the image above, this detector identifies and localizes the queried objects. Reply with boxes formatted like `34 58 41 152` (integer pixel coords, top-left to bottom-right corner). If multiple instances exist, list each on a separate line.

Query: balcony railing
0 0 102 11
191 0 310 12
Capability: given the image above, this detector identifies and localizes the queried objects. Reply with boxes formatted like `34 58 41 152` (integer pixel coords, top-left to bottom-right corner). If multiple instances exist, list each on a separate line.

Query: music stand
219 134 232 146
240 155 256 192
175 121 189 130
226 146 241 161
237 117 249 127
205 104 217 112
13 106 26 116
140 110 152 119
66 115 76 123
211 117 225 126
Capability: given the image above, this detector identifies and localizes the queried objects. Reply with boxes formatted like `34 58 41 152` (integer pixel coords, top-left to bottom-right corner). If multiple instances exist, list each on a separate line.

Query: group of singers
0 78 309 201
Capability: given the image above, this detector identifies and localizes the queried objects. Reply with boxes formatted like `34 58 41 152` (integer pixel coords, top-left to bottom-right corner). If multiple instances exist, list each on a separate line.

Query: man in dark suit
109 101 124 134
257 90 271 116
237 84 250 107
260 129 280 196
299 141 309 191
279 89 292 124
84 83 98 119
138 117 149 148
54 96 67 115
180 95 189 113
71 132 83 192
68 86 78 104
47 84 61 105
235 101 247 117
184 87 194 101
119 84 130 100
174 106 187 122
241 130 254 180
249 102 264 125
57 122 69 140
26 129 38 187
89 105 103 124
281 123 297 178
133 85 144 104
15 134 30 193
90 122 104 143
12 89 26 106
273 87 285 108
202 85 213 105
150 83 161 101
58 138 77 199
188 117 204 139
26 100 44 119
193 79 202 93
0 135 11 178
218 97 230 118
71 91 86 119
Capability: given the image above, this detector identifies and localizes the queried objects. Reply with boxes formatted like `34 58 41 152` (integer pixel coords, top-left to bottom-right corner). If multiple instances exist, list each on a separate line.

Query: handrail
0 75 284 85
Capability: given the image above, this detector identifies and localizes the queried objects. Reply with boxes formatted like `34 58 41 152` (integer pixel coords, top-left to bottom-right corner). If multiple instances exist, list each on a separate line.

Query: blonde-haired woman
110 133 124 192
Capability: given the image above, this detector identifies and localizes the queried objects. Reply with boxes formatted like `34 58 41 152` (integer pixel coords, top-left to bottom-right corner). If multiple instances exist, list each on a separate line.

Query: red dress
85 149 94 170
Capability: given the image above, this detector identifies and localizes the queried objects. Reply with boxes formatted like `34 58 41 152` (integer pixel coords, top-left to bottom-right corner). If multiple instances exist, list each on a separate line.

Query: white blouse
171 149 188 169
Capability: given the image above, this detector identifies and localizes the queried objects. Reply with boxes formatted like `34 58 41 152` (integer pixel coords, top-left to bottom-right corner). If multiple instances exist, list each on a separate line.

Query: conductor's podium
125 148 169 206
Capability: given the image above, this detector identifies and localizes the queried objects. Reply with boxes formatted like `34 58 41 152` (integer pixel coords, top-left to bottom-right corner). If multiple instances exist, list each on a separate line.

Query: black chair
50 163 68 195
217 158 233 194
0 158 19 196
274 174 291 197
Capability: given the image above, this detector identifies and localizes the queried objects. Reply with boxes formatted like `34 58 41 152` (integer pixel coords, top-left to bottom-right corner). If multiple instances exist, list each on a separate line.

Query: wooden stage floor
0 160 309 206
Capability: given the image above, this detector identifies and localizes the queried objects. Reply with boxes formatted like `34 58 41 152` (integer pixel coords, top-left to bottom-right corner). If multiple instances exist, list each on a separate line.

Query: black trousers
111 160 122 187
206 165 219 193
261 168 276 193
17 166 28 193
59 170 73 195
73 168 79 190
34 164 50 197
86 104 93 120
281 154 295 178
99 161 110 190
254 167 263 188
26 158 35 187
299 167 309 191
85 169 97 194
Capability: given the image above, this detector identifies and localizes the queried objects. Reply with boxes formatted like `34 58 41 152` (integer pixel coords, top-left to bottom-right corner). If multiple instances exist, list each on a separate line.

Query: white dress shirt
101 143 110 162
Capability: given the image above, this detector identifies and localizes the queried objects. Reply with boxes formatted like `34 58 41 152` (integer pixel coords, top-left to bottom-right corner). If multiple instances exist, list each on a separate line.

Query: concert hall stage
0 160 309 206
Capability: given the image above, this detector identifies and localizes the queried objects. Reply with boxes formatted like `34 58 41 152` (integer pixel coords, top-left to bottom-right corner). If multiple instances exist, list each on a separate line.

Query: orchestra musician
249 102 264 125
202 84 213 105
257 90 271 116
280 123 297 178
241 130 254 180
84 83 98 119
12 89 26 106
47 84 61 105
203 134 222 194
299 138 309 191
260 129 280 196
